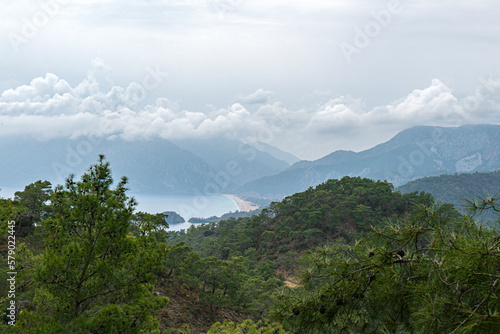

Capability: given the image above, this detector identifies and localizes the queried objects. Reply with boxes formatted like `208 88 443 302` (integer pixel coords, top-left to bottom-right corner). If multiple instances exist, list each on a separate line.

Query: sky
1 0 500 160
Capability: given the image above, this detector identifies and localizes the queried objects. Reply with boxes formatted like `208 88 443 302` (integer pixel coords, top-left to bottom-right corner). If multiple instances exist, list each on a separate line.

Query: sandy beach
223 194 259 212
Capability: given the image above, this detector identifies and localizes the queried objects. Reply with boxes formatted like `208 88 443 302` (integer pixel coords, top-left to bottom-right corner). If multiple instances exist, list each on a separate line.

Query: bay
2 186 238 232
132 193 238 231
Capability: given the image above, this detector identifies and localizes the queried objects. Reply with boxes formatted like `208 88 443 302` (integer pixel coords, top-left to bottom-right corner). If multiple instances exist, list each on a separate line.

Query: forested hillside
1 158 498 333
169 177 434 273
398 171 500 222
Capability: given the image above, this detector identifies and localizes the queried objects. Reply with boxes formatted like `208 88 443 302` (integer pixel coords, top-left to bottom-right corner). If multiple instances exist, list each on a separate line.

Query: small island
161 211 185 225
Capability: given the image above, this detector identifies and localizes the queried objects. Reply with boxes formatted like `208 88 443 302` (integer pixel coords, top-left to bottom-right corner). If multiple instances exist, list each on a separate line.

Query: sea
1 187 237 232
132 193 238 231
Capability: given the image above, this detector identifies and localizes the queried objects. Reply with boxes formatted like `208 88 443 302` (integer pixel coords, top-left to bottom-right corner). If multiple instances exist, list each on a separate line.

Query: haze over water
1 187 238 232
133 193 239 231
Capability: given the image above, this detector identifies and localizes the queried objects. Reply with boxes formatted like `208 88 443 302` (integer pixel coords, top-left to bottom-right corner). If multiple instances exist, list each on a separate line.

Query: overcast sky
1 0 499 160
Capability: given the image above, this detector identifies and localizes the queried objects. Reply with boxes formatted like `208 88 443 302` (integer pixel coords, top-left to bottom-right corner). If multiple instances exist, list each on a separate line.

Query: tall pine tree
18 156 168 333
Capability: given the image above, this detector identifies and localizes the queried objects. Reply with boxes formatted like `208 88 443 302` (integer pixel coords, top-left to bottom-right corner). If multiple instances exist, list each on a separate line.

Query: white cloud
305 96 365 134
371 79 463 124
1 60 500 160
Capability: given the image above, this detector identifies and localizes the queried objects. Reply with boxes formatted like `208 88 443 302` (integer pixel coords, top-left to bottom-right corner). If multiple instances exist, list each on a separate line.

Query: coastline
223 194 259 212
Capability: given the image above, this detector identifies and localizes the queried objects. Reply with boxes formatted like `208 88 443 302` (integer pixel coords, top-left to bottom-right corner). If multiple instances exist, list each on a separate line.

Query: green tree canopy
18 155 168 333
272 203 499 333
205 319 289 334
14 180 52 236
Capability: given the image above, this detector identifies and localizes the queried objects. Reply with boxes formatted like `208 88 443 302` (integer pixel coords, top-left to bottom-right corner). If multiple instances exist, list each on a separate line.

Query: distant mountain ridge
172 138 292 186
0 136 296 195
397 171 500 221
3 124 499 199
237 124 500 199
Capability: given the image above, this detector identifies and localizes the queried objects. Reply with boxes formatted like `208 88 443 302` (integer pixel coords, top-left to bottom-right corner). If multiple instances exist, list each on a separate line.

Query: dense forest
1 157 499 333
398 171 500 224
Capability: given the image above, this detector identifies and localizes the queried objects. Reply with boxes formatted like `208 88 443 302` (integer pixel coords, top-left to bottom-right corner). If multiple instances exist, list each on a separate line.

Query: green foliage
204 319 289 333
161 241 278 316
131 211 170 243
0 199 23 237
161 320 289 334
14 180 52 237
169 177 434 272
271 203 499 333
3 167 498 333
398 171 500 223
162 177 436 329
16 156 168 333
1 193 44 332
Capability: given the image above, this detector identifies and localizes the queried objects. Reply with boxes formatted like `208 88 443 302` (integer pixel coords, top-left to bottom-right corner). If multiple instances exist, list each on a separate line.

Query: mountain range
236 124 500 199
0 136 297 195
1 124 499 199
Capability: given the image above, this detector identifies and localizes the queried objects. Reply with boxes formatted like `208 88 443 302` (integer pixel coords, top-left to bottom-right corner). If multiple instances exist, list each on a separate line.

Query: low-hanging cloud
1 60 499 160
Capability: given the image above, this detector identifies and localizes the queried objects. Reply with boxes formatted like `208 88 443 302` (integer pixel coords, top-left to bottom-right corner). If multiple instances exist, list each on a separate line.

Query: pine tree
18 156 168 333
14 180 52 237
272 202 499 333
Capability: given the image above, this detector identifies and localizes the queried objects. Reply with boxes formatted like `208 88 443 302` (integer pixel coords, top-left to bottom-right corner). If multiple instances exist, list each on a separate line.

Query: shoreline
223 194 259 212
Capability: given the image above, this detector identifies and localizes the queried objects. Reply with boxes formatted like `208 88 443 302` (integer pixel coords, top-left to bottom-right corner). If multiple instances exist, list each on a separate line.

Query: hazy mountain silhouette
237 124 500 199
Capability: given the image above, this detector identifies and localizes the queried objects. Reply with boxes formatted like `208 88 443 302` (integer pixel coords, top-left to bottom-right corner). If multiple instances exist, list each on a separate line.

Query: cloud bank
1 60 499 160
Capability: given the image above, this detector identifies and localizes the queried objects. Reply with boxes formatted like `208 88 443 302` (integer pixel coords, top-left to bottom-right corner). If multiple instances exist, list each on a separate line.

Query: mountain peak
237 124 500 199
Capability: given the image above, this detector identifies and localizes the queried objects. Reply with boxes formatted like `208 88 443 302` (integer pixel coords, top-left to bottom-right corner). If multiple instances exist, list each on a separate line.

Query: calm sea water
1 187 237 232
133 193 238 231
